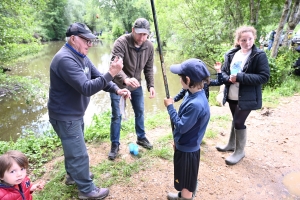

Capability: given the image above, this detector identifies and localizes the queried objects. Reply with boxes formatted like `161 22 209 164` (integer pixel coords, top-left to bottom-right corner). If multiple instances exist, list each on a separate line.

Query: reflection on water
283 171 300 197
0 40 219 141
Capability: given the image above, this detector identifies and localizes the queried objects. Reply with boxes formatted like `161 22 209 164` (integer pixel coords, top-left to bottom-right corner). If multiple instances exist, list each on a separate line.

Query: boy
164 58 211 200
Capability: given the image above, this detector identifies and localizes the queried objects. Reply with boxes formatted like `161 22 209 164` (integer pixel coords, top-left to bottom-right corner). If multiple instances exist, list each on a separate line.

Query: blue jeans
49 117 94 193
268 40 273 50
110 86 146 144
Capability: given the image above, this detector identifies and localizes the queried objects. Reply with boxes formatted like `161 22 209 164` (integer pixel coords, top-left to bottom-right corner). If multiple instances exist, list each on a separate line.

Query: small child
164 58 211 200
0 150 45 200
173 61 223 102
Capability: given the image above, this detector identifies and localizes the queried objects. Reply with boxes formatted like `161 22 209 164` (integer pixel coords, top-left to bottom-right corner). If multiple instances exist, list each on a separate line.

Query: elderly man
108 18 156 160
48 22 130 199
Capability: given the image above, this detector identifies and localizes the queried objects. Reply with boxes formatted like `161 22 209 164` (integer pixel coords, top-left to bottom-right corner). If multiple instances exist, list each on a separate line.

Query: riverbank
33 94 300 199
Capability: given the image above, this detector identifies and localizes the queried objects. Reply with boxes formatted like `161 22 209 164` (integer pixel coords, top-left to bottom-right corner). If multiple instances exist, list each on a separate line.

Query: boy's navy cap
133 18 150 35
66 22 98 39
170 58 210 82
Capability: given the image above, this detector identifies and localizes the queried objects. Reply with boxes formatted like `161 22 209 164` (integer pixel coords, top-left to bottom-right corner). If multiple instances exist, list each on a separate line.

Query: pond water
0 40 219 141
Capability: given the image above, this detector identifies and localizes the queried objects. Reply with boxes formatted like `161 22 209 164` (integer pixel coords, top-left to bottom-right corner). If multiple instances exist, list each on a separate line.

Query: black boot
108 143 119 160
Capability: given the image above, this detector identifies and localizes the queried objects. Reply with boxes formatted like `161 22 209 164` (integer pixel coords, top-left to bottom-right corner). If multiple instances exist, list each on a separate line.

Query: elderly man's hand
109 56 123 77
117 88 131 99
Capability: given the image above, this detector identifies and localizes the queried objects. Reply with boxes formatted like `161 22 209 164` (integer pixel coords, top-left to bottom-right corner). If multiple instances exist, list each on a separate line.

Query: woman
216 26 270 165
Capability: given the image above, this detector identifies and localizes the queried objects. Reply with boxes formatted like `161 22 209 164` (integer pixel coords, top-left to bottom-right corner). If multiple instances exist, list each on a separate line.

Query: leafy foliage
97 0 152 32
265 47 299 88
157 0 236 64
0 0 46 64
111 21 125 39
38 0 69 41
85 111 136 142
155 0 286 66
0 0 295 66
85 111 113 142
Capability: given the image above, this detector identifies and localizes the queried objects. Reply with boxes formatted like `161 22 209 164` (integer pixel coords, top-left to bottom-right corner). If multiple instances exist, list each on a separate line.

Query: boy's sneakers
137 137 153 149
108 143 119 160
167 191 194 200
78 187 109 199
65 172 94 185
167 192 180 200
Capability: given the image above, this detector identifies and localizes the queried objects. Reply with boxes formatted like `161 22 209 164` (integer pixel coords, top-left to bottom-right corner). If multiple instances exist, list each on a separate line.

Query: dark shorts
173 149 200 192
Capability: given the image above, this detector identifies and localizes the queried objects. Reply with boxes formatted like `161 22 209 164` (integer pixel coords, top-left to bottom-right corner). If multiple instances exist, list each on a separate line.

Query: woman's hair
0 150 28 179
180 75 210 89
234 26 257 47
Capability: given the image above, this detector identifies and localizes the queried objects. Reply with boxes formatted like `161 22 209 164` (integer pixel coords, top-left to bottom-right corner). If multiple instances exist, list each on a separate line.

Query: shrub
265 48 298 88
111 22 125 40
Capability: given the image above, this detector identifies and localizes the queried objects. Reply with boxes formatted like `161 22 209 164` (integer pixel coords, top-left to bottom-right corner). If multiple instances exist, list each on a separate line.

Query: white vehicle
263 31 284 47
291 30 300 45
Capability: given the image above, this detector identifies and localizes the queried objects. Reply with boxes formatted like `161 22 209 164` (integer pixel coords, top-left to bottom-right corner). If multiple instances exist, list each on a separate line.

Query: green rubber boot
216 122 235 152
225 128 247 165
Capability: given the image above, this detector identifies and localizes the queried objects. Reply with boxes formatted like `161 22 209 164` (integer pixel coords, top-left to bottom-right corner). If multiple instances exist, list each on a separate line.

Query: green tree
0 0 47 65
97 0 151 35
156 0 232 64
154 0 286 64
65 0 85 24
271 0 292 58
39 0 69 41
283 0 300 46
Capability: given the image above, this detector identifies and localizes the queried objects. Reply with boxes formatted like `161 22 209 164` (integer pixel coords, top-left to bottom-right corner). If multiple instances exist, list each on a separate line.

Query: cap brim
170 64 182 75
80 33 98 40
134 28 150 35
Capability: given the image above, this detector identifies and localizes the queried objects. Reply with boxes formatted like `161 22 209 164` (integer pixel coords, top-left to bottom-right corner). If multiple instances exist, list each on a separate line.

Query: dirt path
40 95 300 200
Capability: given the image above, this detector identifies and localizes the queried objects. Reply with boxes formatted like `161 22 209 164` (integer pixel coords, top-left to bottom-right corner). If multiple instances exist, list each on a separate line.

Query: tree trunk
283 0 300 47
271 0 292 58
250 0 261 26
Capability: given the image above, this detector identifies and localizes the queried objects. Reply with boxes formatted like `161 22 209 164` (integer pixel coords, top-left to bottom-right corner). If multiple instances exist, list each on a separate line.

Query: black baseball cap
66 22 97 39
133 18 150 35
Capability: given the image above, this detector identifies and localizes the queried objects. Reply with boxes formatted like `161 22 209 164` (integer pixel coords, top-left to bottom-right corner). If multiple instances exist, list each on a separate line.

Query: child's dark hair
179 74 210 88
0 150 28 179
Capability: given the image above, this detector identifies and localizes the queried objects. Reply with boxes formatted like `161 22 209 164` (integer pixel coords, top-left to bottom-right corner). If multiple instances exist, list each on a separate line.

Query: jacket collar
65 43 86 58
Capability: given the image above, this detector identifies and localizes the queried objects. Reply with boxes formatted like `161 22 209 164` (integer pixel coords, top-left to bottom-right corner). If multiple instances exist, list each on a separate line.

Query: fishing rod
150 0 174 131
150 0 170 98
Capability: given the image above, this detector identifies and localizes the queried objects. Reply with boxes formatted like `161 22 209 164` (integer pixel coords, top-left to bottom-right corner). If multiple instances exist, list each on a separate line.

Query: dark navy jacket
48 44 119 121
167 90 210 152
221 45 270 110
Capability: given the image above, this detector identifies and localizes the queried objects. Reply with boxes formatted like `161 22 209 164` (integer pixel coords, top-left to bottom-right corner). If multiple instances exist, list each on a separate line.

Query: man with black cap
108 18 156 160
48 22 130 199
